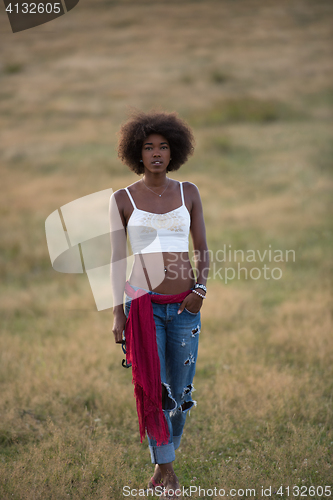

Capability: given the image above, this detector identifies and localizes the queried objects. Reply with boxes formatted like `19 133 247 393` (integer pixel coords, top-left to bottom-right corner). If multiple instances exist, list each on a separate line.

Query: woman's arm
178 182 210 314
110 190 128 343
189 182 210 289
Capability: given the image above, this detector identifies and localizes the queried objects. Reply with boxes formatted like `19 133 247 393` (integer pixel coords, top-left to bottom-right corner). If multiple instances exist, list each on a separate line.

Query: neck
143 171 168 187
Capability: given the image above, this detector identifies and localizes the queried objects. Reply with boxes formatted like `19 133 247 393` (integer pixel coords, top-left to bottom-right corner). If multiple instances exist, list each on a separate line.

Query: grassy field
0 0 332 498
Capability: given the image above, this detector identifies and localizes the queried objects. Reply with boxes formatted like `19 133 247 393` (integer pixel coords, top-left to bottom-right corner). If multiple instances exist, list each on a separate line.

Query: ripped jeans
124 285 201 464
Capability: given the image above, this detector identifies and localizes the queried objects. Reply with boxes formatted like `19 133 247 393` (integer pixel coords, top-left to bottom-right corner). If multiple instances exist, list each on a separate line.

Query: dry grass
0 0 333 498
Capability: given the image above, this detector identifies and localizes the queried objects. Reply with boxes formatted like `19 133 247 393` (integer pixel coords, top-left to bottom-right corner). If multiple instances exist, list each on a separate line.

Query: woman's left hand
177 291 205 315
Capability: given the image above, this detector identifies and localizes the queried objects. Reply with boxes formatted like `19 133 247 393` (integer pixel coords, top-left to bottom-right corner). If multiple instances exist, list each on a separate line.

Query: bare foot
159 463 180 497
147 464 163 489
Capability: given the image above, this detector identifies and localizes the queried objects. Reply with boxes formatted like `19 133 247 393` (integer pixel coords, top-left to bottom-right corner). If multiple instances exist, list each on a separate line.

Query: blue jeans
124 285 201 464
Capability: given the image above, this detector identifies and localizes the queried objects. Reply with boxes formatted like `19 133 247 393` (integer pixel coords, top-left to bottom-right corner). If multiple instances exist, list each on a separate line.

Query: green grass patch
188 97 305 126
3 63 24 75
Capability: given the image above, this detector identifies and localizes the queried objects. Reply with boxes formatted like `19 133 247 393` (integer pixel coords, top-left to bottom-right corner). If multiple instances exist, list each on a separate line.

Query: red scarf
124 281 193 445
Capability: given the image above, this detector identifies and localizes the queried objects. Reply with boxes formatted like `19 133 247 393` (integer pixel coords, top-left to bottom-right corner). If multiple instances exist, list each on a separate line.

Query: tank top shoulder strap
124 187 137 209
180 181 185 206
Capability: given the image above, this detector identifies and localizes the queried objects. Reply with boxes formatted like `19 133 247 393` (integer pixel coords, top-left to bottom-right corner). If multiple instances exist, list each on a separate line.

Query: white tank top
125 182 191 255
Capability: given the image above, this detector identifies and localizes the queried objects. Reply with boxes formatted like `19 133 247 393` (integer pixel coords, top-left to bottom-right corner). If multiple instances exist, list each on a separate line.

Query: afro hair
117 109 195 174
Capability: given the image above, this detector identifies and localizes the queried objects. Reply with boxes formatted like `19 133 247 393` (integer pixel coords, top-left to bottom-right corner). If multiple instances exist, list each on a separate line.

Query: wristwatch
194 283 207 293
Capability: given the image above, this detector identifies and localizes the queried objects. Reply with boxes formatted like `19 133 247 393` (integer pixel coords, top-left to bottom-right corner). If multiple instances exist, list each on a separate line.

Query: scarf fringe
134 384 170 445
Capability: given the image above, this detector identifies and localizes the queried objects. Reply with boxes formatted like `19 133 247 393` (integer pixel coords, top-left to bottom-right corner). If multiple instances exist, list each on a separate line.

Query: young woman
110 110 209 498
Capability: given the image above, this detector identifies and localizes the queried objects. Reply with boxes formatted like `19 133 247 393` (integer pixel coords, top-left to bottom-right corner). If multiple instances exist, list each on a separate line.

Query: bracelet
194 283 207 293
192 289 206 299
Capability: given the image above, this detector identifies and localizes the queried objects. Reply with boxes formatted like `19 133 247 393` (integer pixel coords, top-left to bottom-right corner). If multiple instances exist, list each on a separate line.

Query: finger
112 330 122 343
177 301 186 314
115 334 123 344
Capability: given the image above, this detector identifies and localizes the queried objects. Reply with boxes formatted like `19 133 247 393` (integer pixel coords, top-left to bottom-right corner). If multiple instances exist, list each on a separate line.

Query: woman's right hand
112 309 127 344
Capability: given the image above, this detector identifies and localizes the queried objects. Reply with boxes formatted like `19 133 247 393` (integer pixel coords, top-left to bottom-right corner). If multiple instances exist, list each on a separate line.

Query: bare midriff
128 251 196 295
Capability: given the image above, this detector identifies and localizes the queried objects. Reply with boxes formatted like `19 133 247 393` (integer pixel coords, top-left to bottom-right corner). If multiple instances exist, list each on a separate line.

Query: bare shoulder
111 188 128 204
182 181 200 192
182 181 201 202
111 183 137 206
110 183 140 225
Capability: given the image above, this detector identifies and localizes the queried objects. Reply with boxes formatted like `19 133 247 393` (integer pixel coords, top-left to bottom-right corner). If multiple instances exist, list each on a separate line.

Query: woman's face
141 133 171 174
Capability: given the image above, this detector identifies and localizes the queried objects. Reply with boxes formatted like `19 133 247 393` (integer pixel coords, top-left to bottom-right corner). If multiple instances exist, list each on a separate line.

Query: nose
153 150 161 157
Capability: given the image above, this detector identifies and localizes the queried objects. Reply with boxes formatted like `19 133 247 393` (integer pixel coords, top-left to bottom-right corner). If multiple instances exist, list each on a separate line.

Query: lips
152 161 162 164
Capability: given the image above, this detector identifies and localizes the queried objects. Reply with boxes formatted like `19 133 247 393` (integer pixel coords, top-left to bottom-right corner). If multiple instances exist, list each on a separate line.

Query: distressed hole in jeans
182 384 195 399
184 353 195 366
191 325 200 337
181 401 194 412
170 399 196 418
161 382 177 411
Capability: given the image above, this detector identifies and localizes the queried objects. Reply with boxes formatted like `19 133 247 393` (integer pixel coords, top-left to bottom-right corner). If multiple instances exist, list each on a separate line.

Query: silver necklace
141 177 170 197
